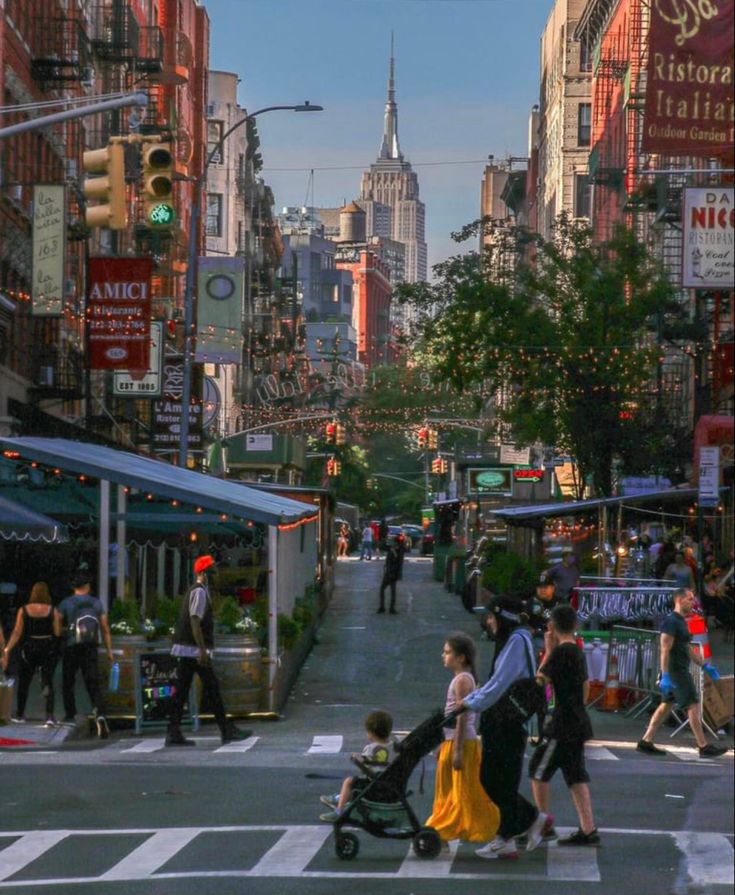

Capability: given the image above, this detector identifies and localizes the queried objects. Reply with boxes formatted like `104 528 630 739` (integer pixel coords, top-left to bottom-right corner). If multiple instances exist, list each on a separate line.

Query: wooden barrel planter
195 635 263 718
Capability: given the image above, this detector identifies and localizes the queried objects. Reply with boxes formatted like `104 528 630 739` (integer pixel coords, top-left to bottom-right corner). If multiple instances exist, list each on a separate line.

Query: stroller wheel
413 827 442 859
335 831 360 861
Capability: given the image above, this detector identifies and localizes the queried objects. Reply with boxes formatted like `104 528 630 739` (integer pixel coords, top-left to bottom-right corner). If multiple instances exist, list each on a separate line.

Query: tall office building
360 41 427 287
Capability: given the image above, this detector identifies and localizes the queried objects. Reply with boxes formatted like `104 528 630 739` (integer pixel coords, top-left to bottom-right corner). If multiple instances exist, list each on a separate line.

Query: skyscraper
360 39 427 287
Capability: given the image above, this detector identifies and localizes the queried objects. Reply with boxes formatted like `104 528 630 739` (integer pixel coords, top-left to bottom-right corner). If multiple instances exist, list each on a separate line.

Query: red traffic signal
417 427 429 448
325 422 337 444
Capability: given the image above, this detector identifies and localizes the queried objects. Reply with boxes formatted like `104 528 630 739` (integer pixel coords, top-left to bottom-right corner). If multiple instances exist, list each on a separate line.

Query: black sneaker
637 739 667 755
221 725 252 745
699 744 728 758
376 607 385 614
558 829 601 846
165 733 196 747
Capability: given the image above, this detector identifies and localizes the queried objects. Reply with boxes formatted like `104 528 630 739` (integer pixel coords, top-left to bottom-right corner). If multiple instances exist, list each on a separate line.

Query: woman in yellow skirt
426 632 500 843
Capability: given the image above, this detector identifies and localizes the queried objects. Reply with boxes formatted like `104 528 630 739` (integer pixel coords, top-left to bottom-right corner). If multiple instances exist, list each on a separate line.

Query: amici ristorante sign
642 0 734 155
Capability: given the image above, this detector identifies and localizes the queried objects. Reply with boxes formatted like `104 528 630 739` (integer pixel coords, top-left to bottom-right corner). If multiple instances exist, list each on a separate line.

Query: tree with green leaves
397 215 680 497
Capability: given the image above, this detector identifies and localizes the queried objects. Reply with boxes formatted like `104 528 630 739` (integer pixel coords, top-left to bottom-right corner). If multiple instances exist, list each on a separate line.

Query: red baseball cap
194 555 216 575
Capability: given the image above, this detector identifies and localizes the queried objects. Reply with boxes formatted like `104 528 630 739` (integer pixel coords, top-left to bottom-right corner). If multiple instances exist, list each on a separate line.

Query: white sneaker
525 811 549 852
476 838 519 860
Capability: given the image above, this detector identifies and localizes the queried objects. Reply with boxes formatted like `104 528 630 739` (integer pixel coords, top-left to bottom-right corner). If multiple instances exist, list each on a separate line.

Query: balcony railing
31 17 91 85
135 26 164 74
90 2 140 63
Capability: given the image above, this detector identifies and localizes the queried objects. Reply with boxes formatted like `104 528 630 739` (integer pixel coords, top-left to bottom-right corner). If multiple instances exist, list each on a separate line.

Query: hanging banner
152 354 203 450
641 0 734 155
32 185 66 316
87 257 152 371
682 188 735 288
194 257 244 364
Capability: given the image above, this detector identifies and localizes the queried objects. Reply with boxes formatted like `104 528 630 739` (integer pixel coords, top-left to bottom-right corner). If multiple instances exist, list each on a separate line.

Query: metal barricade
602 626 661 716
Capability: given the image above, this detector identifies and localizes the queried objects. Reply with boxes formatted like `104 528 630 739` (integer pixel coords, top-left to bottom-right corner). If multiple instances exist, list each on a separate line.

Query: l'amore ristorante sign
642 0 734 155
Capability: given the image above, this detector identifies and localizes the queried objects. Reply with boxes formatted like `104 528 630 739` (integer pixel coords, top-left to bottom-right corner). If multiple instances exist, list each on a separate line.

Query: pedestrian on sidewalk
663 552 695 591
425 632 500 844
461 595 549 861
545 549 579 603
58 573 114 738
166 555 252 747
2 582 62 725
377 539 401 614
359 523 374 561
529 604 599 847
636 588 727 758
319 709 393 822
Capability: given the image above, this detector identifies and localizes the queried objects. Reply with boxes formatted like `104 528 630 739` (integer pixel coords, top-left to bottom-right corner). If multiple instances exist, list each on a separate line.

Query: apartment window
206 193 223 236
207 120 224 164
579 40 592 72
578 104 592 146
574 174 592 219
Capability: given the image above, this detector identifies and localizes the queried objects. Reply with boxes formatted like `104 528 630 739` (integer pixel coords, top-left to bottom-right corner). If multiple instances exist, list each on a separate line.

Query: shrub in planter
481 548 543 600
108 598 142 636
277 614 303 650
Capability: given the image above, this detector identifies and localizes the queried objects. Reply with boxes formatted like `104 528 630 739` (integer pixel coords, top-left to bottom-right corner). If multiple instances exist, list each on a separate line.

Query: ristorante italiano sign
642 0 734 155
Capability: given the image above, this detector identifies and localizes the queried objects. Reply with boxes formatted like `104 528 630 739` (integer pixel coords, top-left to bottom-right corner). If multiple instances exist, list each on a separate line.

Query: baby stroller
330 708 460 860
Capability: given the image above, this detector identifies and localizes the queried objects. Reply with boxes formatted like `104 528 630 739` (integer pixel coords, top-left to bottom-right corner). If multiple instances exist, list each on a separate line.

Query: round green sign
475 470 509 491
148 202 176 227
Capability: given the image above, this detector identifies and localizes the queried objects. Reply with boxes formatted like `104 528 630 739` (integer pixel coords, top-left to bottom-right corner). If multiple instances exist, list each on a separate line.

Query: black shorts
669 671 698 711
529 737 590 787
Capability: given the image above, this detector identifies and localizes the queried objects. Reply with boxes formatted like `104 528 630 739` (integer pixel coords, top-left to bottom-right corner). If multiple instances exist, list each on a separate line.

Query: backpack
69 599 101 645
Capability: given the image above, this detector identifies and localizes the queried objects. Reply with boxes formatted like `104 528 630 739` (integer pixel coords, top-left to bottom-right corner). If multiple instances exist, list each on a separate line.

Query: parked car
387 525 406 548
401 525 424 551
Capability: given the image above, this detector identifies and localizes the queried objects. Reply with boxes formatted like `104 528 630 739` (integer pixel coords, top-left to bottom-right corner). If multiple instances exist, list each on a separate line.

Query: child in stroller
323 708 459 860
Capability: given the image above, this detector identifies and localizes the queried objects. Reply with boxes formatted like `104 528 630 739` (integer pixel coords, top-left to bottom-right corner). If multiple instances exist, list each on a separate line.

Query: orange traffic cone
601 654 620 711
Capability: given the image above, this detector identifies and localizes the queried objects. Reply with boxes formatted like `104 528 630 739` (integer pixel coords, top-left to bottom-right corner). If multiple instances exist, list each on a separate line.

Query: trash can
433 542 452 582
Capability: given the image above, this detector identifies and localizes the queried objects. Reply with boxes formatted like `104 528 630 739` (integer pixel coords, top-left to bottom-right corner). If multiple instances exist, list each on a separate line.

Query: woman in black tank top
2 582 62 724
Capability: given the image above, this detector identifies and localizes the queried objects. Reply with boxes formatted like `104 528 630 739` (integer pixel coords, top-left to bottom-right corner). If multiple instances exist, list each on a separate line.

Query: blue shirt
464 628 535 713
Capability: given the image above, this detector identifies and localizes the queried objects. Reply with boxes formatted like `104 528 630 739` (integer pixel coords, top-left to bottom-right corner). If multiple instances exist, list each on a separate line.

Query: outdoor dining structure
0 436 321 715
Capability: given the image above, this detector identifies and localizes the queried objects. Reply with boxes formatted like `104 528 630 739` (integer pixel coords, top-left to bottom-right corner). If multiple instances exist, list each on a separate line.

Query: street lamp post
178 102 323 466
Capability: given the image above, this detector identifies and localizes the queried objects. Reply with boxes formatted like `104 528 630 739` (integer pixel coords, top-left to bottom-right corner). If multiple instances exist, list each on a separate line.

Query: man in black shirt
377 539 401 614
529 604 599 847
637 588 727 758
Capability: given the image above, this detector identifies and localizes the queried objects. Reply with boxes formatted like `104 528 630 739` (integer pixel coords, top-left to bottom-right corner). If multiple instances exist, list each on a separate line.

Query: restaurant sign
468 467 512 495
682 188 734 289
87 257 152 371
641 0 734 155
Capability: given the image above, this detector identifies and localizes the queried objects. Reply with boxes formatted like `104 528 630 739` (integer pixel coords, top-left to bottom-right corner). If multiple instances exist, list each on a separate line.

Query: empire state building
360 44 427 284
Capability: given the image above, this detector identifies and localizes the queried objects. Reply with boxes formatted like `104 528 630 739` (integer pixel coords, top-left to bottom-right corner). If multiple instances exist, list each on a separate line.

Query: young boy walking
319 710 393 821
529 604 599 846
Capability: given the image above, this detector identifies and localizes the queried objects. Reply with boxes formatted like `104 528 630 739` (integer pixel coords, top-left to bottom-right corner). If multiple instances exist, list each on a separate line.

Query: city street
0 555 732 894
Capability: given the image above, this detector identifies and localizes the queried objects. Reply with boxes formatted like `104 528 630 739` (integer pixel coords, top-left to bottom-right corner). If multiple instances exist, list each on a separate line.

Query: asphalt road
0 554 732 894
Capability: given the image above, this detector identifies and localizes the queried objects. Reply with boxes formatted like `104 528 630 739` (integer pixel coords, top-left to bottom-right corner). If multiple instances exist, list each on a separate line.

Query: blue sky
205 0 553 271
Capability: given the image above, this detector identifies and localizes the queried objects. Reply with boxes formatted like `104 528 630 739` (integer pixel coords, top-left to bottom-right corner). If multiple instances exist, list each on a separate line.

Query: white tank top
444 671 479 740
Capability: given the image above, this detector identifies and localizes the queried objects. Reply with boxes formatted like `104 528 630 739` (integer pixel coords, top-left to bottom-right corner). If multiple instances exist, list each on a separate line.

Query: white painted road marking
100 828 200 880
673 832 735 888
546 828 601 881
307 735 343 754
0 831 69 881
396 839 458 876
249 826 331 876
215 735 259 754
585 745 619 761
121 738 166 753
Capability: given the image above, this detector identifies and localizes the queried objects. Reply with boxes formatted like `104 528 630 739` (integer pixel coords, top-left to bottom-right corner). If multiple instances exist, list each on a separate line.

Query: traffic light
431 458 448 474
428 429 438 450
325 422 336 444
417 427 429 448
82 142 127 230
142 141 175 230
335 423 346 445
327 457 341 476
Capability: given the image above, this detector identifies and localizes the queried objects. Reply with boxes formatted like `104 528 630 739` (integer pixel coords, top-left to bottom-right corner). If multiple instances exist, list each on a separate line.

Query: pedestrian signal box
82 143 127 230
142 142 175 230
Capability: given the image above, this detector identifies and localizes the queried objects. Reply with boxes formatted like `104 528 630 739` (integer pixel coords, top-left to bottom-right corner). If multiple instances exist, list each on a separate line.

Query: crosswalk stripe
396 839 458 876
122 738 166 753
99 828 201 880
0 831 69 881
671 750 716 763
672 832 735 888
307 735 343 754
215 736 259 754
546 829 601 881
249 826 331 876
584 745 619 761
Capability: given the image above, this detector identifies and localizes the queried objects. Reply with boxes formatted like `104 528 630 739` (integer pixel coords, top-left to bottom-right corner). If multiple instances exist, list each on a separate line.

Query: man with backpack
58 573 113 738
